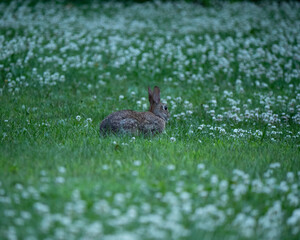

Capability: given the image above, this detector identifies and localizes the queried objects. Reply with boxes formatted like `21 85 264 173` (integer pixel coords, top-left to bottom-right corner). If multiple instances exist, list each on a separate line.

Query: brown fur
100 86 169 135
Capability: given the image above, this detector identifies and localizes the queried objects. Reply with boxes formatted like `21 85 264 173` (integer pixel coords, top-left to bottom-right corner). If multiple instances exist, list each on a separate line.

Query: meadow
0 1 300 239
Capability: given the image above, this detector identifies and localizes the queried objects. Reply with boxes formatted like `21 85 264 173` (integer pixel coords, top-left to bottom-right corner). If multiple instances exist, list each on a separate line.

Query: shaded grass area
1 138 299 189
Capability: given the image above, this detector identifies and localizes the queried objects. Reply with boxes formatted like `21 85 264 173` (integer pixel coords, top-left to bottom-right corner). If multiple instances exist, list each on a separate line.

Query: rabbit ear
148 86 154 105
153 86 160 104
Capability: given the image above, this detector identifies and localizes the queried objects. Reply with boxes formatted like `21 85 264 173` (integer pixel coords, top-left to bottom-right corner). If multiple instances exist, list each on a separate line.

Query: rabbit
100 86 169 135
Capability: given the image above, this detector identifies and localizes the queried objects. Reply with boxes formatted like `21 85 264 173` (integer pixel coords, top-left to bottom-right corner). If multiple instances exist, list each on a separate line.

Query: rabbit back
100 110 165 135
100 110 139 135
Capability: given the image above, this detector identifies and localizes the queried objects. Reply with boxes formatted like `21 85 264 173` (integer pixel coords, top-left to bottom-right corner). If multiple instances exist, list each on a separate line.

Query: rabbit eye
164 106 168 110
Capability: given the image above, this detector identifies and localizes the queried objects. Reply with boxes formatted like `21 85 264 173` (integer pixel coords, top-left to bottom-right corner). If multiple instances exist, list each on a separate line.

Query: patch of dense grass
0 1 299 239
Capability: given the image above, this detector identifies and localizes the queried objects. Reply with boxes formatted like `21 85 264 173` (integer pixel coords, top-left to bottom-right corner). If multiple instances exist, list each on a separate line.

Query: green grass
0 1 300 239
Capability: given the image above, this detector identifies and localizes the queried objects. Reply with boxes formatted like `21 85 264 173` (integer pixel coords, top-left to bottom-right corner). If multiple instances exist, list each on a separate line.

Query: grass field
0 1 300 239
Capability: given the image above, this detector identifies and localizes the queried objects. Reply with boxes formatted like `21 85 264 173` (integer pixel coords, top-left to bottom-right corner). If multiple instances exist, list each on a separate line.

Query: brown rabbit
100 86 169 135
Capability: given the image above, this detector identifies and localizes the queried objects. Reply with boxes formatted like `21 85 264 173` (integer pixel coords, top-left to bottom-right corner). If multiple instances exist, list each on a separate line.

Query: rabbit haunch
100 86 170 135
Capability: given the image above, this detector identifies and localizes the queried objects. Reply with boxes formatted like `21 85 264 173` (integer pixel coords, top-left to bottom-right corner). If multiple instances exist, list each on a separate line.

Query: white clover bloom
40 170 47 176
287 209 300 226
4 209 15 217
133 160 141 166
119 95 124 100
33 202 49 214
219 180 228 192
287 172 294 182
20 211 31 220
279 181 289 192
269 162 281 169
258 201 283 238
86 222 103 237
55 176 65 184
76 115 81 121
142 103 148 109
176 97 182 102
197 163 205 170
233 213 256 238
58 166 66 173
167 164 175 170
170 137 176 142
102 165 109 170
192 204 226 231
93 200 111 215
2 133 7 139
233 183 248 200
210 175 218 185
287 193 299 206
15 184 23 190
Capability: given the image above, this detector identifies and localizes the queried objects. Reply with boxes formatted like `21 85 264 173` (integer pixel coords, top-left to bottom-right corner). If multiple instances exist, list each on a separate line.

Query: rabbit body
100 86 169 135
100 110 165 135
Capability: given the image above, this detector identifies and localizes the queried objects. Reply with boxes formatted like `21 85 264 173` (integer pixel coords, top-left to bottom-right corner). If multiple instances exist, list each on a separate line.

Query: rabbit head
148 86 170 122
